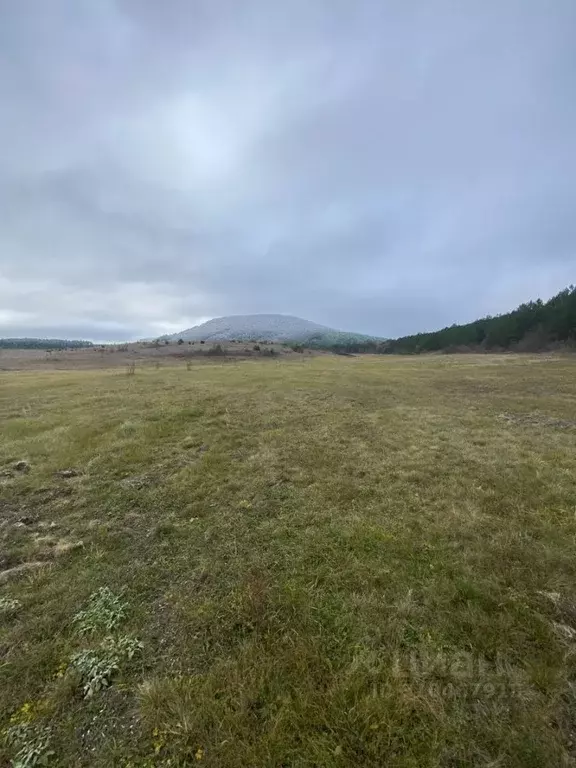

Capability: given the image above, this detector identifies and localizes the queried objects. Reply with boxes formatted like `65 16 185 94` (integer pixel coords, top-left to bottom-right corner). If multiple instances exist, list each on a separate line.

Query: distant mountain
164 314 383 350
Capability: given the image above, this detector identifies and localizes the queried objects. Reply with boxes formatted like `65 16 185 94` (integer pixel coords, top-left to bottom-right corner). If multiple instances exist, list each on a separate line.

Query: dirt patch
31 535 84 560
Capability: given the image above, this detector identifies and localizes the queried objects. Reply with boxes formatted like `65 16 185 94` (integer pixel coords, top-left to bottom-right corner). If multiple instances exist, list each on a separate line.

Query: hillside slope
167 314 330 342
165 314 381 350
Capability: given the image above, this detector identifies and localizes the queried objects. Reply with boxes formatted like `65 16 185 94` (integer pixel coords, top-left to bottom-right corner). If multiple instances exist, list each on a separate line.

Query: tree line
0 338 93 350
385 285 576 354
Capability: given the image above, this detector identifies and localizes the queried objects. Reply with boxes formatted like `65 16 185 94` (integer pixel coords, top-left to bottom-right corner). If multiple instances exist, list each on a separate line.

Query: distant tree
177 338 184 345
0 338 92 350
164 339 170 345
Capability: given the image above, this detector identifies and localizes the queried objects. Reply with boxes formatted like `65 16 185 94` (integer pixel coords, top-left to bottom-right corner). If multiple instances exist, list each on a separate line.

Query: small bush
206 344 225 356
177 338 184 345
253 344 261 352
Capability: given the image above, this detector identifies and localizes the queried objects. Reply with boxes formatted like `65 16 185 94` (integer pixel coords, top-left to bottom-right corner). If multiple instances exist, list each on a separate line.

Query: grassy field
1 354 576 767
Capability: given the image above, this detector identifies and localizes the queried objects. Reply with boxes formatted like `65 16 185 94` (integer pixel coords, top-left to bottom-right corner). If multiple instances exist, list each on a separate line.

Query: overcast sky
1 1 574 341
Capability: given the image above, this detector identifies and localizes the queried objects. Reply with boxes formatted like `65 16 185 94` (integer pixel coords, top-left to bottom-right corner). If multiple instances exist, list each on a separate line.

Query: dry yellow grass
1 354 575 766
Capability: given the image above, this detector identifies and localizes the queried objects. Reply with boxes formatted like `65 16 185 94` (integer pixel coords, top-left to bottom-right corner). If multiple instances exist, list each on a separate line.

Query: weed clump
73 587 127 635
70 635 143 698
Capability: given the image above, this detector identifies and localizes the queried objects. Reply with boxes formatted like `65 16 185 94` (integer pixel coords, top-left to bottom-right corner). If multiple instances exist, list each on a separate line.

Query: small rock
55 469 80 479
13 460 30 473
120 474 152 489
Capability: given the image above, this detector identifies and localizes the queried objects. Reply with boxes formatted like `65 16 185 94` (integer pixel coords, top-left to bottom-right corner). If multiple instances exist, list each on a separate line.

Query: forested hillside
385 286 576 354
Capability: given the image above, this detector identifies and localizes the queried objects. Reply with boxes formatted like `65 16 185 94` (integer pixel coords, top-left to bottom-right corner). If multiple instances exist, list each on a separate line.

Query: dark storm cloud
1 0 575 340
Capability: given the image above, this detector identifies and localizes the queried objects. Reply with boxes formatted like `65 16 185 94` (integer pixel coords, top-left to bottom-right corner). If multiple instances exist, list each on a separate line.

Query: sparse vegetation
1 355 576 765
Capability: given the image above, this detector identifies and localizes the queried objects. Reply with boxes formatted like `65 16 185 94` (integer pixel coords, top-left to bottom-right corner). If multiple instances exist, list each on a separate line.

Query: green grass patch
1 356 576 765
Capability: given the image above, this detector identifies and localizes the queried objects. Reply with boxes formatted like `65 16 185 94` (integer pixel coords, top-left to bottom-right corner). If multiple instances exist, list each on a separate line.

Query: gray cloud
1 0 575 340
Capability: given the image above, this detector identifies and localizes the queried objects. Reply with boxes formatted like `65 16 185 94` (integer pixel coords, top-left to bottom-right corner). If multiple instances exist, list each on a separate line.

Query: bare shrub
206 344 225 356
